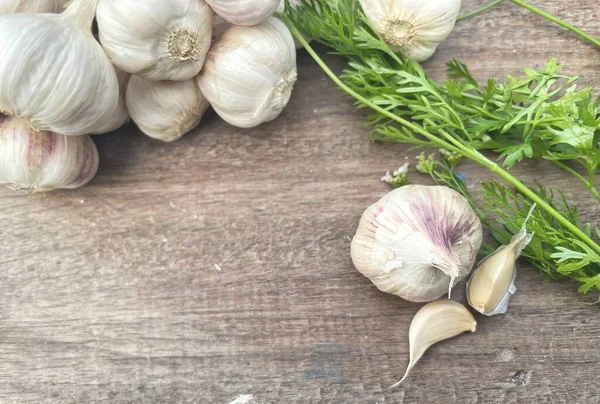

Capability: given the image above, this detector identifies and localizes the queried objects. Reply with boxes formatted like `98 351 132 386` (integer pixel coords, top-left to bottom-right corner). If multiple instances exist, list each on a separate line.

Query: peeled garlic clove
467 207 535 316
0 0 120 136
97 0 213 82
206 0 279 26
351 185 482 302
93 66 131 135
0 0 68 14
0 116 99 192
390 299 476 388
359 0 461 62
198 18 297 128
126 76 210 142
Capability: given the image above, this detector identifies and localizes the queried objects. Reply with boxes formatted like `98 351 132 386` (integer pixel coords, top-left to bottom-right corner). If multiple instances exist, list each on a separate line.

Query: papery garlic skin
206 0 279 26
93 66 131 134
0 0 67 14
390 299 476 388
212 15 231 42
97 0 212 82
0 0 119 136
198 18 297 128
467 207 534 316
351 185 482 302
0 116 99 191
359 0 461 62
126 76 210 142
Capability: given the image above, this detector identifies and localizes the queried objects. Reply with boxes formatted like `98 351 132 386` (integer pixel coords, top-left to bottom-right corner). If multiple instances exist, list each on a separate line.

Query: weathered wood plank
1 1 600 402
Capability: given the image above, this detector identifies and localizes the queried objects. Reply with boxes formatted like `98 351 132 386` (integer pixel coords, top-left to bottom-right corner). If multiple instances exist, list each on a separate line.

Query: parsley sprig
283 0 600 297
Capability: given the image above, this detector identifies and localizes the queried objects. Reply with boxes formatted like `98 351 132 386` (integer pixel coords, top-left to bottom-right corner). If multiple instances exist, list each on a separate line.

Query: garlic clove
198 17 297 129
93 66 131 134
0 0 69 14
390 299 476 388
351 185 482 302
0 0 120 136
206 0 280 26
0 115 99 192
97 0 213 82
126 75 210 142
359 0 461 62
467 206 535 316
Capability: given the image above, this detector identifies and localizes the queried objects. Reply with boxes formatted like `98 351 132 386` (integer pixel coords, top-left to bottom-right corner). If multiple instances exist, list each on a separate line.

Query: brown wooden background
2 1 600 403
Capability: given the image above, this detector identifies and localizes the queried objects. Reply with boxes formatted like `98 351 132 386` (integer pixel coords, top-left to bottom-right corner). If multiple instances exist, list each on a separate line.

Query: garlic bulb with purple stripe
351 185 482 302
0 116 99 192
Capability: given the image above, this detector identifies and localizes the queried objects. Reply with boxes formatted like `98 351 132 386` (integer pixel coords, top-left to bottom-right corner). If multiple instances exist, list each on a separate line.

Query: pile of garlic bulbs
0 0 297 192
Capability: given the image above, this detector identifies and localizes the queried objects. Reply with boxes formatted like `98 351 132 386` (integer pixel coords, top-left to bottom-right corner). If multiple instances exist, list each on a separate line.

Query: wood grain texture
2 1 600 403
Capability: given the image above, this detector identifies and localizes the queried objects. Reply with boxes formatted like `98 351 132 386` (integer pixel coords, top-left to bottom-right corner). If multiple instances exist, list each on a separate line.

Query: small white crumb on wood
193 214 199 220
213 264 222 272
79 199 85 204
229 395 254 404
169 201 176 208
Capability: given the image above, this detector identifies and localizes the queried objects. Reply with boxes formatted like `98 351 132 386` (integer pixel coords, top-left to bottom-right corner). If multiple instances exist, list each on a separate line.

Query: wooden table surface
3 1 600 403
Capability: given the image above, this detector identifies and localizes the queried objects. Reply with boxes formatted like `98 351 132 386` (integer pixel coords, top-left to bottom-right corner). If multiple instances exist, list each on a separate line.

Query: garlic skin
198 18 297 128
212 15 231 42
390 299 476 388
359 0 461 62
0 0 120 136
0 116 99 192
467 207 535 316
0 0 68 14
126 76 210 142
97 0 212 82
206 0 279 26
351 185 482 302
93 67 131 134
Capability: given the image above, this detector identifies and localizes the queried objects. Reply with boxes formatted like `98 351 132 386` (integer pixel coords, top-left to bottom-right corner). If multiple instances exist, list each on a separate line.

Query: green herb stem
551 160 600 202
284 17 600 257
284 20 461 154
457 0 504 22
509 0 600 48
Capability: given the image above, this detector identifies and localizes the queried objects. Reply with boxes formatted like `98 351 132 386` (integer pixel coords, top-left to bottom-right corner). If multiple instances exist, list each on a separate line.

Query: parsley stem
457 0 504 22
509 0 600 48
552 161 600 202
282 18 460 154
283 18 600 257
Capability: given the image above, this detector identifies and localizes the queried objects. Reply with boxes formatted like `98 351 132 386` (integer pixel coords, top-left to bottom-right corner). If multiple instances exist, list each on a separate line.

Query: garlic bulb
198 18 297 128
0 0 68 14
97 0 213 82
351 185 482 302
206 0 279 26
467 205 535 316
126 76 210 142
390 299 476 388
0 116 99 191
0 0 120 136
359 0 461 62
93 66 131 134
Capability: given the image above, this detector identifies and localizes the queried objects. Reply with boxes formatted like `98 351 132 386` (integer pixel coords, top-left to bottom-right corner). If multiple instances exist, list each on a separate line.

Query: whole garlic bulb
198 18 297 128
126 76 210 142
0 0 68 14
0 0 120 136
93 66 131 134
0 116 99 191
206 0 279 26
359 0 461 62
351 185 482 302
97 0 213 81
